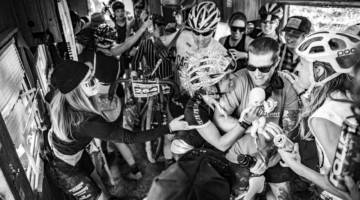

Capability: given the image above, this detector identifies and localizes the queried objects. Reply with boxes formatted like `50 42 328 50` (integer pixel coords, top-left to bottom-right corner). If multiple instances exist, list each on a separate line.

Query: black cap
51 60 89 94
282 16 311 35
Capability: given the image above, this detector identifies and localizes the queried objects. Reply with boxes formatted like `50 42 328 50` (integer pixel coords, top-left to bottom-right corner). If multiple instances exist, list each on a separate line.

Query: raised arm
109 19 152 56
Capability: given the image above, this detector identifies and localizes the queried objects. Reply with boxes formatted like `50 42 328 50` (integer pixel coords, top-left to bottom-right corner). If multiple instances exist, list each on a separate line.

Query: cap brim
179 148 236 187
282 27 304 35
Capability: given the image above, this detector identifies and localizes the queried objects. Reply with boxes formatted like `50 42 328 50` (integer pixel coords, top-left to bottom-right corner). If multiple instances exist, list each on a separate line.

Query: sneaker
126 171 142 180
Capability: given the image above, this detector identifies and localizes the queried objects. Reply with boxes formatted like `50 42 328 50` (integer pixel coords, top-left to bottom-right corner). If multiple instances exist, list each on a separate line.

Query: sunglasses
247 60 277 73
285 32 303 39
83 75 96 87
260 19 277 25
192 30 213 37
230 26 246 33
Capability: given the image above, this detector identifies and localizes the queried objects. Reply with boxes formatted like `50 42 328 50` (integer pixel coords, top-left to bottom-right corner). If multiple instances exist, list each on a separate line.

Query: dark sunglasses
192 30 213 37
260 19 277 25
83 76 96 87
247 61 277 73
230 26 246 33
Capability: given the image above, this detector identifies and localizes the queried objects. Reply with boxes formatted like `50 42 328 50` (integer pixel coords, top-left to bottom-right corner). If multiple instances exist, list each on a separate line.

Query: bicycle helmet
187 1 220 32
259 3 283 21
345 24 360 37
179 50 235 96
296 30 360 97
94 23 117 45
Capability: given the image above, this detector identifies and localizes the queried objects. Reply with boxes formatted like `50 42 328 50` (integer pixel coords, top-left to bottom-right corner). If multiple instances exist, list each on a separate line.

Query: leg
90 169 110 199
268 182 292 200
113 142 136 166
112 142 142 180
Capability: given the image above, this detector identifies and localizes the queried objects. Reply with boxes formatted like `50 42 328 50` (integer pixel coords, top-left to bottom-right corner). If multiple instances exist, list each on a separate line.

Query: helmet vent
309 46 324 54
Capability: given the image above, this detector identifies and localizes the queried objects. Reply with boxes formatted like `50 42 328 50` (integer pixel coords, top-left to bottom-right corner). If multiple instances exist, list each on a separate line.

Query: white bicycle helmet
296 30 360 97
345 24 360 37
179 50 235 97
259 3 283 21
187 1 220 32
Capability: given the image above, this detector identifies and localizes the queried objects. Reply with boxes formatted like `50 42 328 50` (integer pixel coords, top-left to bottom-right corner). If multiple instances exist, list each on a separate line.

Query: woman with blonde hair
45 60 191 200
279 31 360 200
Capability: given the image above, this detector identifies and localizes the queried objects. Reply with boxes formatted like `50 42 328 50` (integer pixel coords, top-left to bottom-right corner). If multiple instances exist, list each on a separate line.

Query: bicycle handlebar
108 78 180 101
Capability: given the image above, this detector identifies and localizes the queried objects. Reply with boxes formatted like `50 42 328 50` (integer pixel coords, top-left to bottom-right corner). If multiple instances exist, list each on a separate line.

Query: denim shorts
46 152 100 200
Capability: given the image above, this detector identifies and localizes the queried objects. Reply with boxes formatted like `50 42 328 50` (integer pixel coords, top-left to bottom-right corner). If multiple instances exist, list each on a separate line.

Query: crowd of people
43 0 360 200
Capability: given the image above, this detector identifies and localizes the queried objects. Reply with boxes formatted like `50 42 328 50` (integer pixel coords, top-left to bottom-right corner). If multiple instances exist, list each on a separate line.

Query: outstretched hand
278 143 301 168
169 115 193 132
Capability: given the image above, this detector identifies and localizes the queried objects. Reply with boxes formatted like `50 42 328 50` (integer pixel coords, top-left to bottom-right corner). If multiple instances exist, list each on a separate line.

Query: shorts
46 152 100 200
171 130 206 154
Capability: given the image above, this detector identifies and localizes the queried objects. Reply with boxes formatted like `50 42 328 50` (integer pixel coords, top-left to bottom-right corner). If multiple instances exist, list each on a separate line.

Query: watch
239 120 251 129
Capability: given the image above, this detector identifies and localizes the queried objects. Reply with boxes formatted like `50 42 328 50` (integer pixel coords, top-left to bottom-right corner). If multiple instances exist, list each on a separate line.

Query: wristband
297 90 306 97
239 121 251 129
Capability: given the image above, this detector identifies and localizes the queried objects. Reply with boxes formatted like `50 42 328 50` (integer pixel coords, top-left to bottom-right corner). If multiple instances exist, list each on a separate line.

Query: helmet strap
305 62 341 97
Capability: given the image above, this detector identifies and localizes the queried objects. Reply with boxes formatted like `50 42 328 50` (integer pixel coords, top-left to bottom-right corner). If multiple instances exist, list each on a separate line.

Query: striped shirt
132 38 173 79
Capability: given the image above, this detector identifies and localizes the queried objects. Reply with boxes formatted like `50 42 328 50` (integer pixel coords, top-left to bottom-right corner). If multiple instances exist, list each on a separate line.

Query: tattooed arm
282 110 299 140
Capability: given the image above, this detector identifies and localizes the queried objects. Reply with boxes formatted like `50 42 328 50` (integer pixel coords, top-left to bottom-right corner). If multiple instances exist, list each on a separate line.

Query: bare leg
112 142 142 180
268 181 292 200
112 142 135 166
164 134 174 160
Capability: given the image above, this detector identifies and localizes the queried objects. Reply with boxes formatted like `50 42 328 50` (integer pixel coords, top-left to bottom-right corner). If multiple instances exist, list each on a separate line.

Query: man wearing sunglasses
279 16 312 72
214 37 299 199
160 1 227 74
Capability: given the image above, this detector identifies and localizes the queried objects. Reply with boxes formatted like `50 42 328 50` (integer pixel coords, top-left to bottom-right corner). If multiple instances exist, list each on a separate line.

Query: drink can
273 135 294 151
237 154 257 168
329 118 360 191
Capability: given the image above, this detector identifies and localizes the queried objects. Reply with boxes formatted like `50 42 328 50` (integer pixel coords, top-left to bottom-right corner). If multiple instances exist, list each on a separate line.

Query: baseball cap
146 148 236 200
282 16 311 35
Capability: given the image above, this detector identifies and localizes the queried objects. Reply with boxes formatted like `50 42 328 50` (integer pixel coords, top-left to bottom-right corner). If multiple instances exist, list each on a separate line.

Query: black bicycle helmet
94 23 117 44
259 3 283 21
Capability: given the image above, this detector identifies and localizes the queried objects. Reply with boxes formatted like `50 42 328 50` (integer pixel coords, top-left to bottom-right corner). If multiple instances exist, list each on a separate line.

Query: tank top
115 20 127 44
223 35 247 71
308 91 353 200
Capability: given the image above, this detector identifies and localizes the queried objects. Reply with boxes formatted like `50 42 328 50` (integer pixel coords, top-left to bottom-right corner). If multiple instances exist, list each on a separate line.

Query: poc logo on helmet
337 48 357 57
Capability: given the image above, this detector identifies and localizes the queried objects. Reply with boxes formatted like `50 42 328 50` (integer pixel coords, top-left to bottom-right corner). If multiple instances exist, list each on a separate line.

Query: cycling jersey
172 95 215 151
175 30 227 69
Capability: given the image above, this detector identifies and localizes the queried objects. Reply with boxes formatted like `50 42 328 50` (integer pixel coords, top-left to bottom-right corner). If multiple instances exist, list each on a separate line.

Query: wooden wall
0 0 18 35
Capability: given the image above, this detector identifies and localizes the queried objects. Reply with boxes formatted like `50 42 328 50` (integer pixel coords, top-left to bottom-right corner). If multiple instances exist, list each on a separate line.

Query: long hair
50 86 105 142
298 61 354 140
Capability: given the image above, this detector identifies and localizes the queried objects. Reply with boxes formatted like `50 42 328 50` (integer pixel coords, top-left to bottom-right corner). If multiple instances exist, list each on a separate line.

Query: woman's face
295 57 313 89
230 19 246 40
80 70 99 97
260 19 279 36
217 73 235 93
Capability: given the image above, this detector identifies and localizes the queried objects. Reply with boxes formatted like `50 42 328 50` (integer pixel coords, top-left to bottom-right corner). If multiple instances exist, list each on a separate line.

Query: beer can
237 154 257 168
329 118 360 191
273 135 294 151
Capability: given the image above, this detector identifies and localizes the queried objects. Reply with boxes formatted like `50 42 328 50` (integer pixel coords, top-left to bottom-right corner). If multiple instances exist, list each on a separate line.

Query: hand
323 170 360 200
242 106 262 123
130 71 138 78
228 49 248 60
245 175 266 199
249 154 267 175
169 115 192 132
258 122 283 139
282 70 306 94
141 19 153 31
278 143 301 167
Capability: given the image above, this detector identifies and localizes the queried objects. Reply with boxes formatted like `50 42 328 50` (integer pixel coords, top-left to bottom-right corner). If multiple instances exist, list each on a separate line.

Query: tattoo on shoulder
282 110 299 139
278 186 291 200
